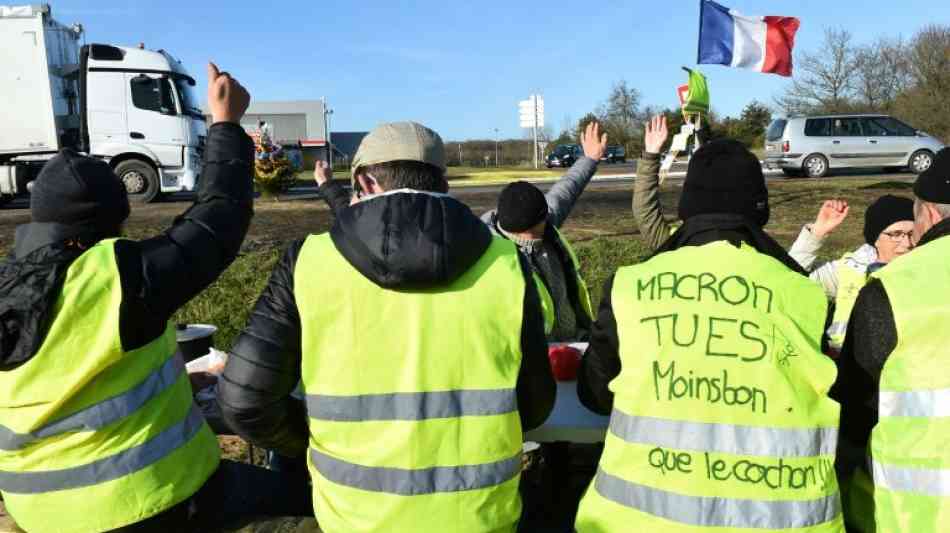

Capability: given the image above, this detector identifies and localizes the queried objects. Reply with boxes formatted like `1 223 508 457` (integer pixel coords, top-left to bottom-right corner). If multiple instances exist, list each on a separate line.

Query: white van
764 114 945 178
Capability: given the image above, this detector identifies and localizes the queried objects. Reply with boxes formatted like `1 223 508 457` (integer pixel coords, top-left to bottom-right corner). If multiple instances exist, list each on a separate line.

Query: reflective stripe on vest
594 468 842 529
310 448 521 496
0 404 205 494
871 460 950 497
0 355 185 451
879 387 950 417
609 410 838 457
306 389 516 421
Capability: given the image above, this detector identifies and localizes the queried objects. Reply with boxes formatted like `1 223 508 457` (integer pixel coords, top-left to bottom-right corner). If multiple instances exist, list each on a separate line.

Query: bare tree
895 24 950 141
776 28 856 114
596 80 643 153
853 37 910 111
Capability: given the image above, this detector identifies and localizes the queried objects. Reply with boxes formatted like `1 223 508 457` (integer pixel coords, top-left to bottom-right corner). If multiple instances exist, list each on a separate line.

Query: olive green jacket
632 152 673 251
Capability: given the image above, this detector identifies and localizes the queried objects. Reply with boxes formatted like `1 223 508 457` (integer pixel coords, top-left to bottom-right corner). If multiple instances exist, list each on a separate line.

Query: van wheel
114 159 161 203
803 154 829 178
909 150 934 174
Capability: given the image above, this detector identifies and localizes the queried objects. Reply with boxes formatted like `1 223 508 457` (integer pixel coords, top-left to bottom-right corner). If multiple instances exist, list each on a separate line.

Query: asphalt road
0 167 918 210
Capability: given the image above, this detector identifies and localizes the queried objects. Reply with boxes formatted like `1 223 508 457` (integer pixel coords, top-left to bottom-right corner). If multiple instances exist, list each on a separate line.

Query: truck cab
0 4 205 204
84 44 206 201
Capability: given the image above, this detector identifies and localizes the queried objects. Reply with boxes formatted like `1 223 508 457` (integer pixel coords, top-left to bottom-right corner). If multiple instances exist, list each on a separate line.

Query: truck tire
114 159 161 203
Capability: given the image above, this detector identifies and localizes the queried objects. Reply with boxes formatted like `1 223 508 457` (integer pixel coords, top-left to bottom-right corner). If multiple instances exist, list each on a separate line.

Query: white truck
0 4 205 204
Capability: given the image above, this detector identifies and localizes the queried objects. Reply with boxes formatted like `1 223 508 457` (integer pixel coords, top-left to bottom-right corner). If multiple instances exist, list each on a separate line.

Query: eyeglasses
881 230 914 242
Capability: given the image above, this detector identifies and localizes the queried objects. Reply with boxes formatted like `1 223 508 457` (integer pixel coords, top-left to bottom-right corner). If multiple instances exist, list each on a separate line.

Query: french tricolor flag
697 0 800 77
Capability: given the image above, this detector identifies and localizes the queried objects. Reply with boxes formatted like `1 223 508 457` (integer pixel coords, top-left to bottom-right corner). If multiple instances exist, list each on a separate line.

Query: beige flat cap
351 121 446 179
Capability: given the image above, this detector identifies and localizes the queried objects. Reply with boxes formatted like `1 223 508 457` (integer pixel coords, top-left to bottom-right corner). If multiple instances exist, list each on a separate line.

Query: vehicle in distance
545 144 581 168
764 114 945 178
604 145 626 164
0 4 205 205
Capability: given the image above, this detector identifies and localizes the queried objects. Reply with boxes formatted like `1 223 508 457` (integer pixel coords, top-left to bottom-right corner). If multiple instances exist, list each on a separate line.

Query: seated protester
833 148 950 533
576 140 844 532
788 195 914 352
317 122 607 342
217 121 555 533
0 64 311 533
482 122 608 341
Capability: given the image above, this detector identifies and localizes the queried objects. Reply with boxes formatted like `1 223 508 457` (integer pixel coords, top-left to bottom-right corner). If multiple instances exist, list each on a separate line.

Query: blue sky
53 0 949 140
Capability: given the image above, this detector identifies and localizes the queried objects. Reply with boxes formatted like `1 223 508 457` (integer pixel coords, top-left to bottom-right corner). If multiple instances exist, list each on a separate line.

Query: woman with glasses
788 194 915 354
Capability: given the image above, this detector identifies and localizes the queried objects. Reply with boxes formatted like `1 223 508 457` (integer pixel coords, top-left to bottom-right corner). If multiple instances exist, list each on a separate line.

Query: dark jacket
317 180 350 216
577 214 822 415
0 122 254 367
831 217 950 473
217 191 555 457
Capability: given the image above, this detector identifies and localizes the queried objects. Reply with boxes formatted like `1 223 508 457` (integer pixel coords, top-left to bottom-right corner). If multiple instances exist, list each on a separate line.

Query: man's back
576 239 843 532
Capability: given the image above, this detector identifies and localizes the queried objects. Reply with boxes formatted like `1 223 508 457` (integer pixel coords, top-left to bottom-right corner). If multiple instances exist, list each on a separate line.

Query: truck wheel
114 159 161 203
909 150 934 174
803 154 829 178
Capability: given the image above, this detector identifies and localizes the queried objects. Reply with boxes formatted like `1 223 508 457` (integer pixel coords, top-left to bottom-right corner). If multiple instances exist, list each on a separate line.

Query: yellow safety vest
869 235 950 532
826 255 869 352
552 227 594 324
575 241 843 532
0 240 219 533
295 233 526 533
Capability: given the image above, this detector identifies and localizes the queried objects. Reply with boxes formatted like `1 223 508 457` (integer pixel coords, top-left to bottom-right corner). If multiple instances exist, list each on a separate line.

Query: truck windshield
174 78 202 118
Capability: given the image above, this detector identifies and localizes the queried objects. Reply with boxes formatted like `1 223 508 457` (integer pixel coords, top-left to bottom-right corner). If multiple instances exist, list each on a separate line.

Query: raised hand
812 199 850 239
314 160 333 186
207 62 250 124
644 115 668 155
581 121 608 161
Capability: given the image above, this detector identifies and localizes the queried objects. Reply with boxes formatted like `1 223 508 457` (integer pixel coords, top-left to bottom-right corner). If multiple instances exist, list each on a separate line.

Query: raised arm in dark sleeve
318 180 351 217
217 239 309 457
577 274 621 415
115 122 254 350
517 252 556 431
831 279 897 455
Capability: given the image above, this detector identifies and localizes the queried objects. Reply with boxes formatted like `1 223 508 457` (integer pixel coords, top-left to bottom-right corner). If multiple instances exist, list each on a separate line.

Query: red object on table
548 345 582 381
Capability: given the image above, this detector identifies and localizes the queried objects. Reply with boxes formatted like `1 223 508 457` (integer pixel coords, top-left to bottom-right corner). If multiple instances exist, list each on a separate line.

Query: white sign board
518 94 545 129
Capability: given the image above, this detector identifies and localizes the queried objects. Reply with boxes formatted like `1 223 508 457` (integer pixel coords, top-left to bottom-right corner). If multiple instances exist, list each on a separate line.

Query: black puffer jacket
218 190 555 457
0 122 254 366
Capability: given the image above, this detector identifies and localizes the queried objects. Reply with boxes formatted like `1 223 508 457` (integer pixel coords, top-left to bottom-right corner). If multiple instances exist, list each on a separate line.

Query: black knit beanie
30 149 130 231
678 139 769 226
497 181 548 232
914 147 950 204
863 195 914 244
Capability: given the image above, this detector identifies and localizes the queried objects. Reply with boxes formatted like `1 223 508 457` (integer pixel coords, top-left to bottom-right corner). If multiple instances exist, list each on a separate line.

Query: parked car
764 114 945 178
604 145 626 164
546 144 582 168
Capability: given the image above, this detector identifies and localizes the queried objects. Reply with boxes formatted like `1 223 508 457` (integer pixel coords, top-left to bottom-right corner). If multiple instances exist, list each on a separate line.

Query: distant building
201 100 331 160
200 101 369 168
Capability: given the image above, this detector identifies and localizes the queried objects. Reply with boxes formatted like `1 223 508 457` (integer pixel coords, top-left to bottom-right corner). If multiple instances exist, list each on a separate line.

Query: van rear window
766 120 787 142
804 118 831 137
